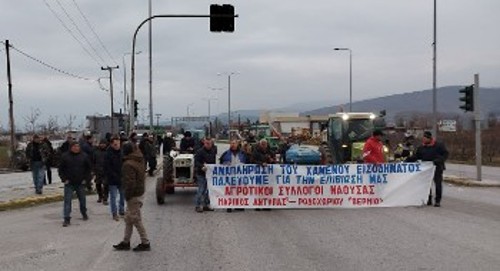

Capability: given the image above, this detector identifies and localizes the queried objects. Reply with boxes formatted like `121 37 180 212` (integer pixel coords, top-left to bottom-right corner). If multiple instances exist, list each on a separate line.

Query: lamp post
155 113 162 127
333 47 352 112
122 51 142 115
203 97 217 137
432 0 437 138
217 72 239 130
187 103 194 117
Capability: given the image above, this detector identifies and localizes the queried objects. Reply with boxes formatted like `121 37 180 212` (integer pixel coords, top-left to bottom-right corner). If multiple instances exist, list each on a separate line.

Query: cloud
0 0 499 130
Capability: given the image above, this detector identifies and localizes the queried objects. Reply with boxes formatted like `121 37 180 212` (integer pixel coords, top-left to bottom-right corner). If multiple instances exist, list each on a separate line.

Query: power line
71 0 118 66
54 0 107 65
43 0 103 67
2 41 93 81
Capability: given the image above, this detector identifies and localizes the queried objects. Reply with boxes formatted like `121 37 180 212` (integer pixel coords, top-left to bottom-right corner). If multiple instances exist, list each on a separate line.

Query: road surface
1 172 500 271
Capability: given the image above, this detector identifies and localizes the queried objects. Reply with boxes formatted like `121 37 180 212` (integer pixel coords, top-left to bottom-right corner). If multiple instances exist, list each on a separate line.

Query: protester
59 134 73 155
362 130 386 164
194 137 217 213
220 139 247 213
180 131 195 153
79 132 94 192
129 132 139 145
25 134 50 194
252 139 276 166
394 133 415 161
94 139 109 205
58 142 92 227
105 137 125 221
406 131 449 207
252 139 275 211
147 134 157 176
42 136 54 185
162 132 176 156
113 143 151 252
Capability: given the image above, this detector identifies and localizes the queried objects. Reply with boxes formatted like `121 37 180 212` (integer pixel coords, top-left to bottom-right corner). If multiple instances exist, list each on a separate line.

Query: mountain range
219 86 500 123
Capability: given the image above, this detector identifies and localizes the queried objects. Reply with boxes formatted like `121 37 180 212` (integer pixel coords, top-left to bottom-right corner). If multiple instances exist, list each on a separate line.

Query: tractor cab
320 112 385 164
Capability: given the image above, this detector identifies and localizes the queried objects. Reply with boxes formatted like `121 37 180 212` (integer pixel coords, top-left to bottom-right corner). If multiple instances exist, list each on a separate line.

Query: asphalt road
1 170 500 271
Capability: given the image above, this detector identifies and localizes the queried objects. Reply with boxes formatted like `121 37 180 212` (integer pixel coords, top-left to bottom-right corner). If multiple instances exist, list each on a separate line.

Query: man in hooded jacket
113 143 150 252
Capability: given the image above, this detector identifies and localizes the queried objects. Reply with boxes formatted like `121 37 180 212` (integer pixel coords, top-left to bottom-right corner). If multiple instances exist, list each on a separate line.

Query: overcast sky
1 0 499 130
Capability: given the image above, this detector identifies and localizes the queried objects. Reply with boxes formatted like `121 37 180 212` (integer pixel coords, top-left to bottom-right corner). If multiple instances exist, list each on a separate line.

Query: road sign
438 120 456 132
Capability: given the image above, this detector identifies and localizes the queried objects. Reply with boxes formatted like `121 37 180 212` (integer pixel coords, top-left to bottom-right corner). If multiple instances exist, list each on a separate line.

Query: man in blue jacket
220 139 248 212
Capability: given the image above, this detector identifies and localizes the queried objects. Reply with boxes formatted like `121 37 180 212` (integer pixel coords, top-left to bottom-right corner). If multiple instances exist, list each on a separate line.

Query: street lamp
203 97 218 137
333 47 352 112
187 103 194 117
122 51 142 114
217 72 239 130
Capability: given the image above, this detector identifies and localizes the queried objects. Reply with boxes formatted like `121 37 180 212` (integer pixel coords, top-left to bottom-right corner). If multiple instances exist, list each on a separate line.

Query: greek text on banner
207 162 435 208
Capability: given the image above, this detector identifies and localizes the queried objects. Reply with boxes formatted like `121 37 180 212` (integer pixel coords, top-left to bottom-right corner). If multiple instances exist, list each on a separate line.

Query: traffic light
459 85 474 112
210 4 234 32
134 100 139 118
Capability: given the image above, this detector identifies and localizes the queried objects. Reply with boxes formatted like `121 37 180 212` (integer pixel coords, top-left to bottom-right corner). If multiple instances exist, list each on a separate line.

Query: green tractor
249 124 280 152
319 112 386 164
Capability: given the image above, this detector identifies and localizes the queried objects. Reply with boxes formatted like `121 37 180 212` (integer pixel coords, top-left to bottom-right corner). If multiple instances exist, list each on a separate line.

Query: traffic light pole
128 13 238 134
474 74 481 181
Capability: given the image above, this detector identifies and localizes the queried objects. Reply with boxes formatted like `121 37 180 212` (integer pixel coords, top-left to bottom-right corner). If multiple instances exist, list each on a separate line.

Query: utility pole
148 0 154 133
101 66 119 134
5 40 16 165
432 0 438 138
474 74 482 181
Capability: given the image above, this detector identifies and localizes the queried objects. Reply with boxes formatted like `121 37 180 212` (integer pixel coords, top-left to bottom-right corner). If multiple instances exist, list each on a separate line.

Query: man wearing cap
362 130 386 164
58 141 92 227
406 131 449 207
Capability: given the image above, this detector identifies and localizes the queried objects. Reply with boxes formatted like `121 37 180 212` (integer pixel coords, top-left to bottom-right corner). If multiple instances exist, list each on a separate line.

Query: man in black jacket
180 131 195 153
162 132 176 156
194 137 217 213
58 142 92 227
406 131 449 207
93 139 109 205
105 137 124 221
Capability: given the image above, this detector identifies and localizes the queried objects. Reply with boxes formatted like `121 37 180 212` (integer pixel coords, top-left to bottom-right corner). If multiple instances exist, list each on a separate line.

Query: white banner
207 162 435 209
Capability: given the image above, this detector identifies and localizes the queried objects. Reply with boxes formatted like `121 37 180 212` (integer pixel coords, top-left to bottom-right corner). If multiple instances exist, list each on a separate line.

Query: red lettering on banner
224 186 274 196
330 185 375 195
252 198 288 206
348 197 383 206
278 185 324 196
297 198 343 206
218 197 250 206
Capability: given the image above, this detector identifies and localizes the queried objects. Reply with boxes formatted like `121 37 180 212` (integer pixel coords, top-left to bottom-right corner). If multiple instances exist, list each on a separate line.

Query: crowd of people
362 129 449 207
23 128 449 252
26 132 152 252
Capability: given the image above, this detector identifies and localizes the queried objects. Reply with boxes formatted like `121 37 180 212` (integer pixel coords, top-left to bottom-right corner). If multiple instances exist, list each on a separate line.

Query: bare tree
23 107 41 134
65 114 77 131
39 115 59 135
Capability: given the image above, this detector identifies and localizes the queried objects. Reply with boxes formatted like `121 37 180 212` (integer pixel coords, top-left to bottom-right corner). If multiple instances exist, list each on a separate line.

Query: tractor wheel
163 154 175 194
156 178 165 205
